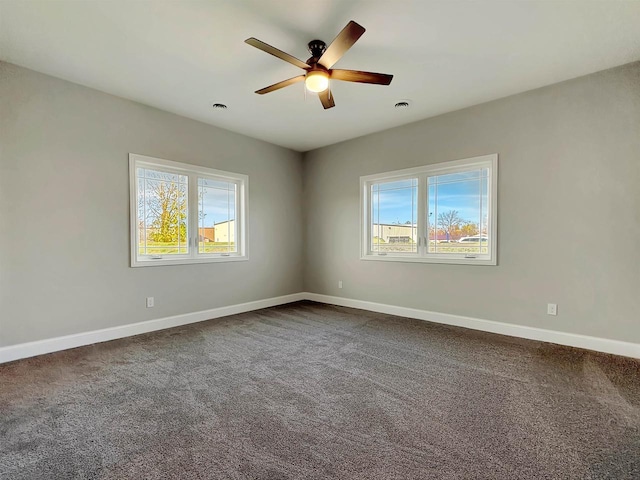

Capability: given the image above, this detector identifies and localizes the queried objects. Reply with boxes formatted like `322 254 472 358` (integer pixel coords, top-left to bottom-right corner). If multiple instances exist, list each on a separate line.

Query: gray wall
2 60 639 349
303 62 640 343
0 62 304 347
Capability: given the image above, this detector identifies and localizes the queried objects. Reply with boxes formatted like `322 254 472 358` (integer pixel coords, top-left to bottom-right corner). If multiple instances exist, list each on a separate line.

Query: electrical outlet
146 297 154 308
338 280 343 289
547 303 557 316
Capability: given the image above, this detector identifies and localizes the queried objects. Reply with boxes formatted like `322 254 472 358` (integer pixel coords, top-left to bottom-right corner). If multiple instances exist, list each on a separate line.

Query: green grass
373 241 488 254
199 242 237 254
139 242 236 255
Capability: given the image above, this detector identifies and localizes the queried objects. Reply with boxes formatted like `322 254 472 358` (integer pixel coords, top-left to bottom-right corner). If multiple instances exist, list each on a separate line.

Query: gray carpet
1 301 639 479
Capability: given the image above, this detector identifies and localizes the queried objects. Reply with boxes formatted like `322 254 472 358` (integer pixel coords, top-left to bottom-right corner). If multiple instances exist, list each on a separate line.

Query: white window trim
360 154 498 266
129 153 248 267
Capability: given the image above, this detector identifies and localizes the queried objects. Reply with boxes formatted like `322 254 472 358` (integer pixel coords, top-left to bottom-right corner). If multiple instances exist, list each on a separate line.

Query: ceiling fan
245 20 393 109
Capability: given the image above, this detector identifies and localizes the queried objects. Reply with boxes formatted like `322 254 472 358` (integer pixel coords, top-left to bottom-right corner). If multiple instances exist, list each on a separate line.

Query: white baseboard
0 293 306 364
304 293 640 359
2 291 638 364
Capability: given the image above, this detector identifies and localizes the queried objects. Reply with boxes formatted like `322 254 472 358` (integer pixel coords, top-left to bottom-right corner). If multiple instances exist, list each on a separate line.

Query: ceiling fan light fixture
305 70 329 93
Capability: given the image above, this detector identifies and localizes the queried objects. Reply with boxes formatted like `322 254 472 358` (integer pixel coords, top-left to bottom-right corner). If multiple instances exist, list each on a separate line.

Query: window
361 154 497 265
130 154 247 267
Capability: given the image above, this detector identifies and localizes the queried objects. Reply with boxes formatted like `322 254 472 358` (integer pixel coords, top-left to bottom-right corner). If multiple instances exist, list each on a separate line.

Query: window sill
131 255 249 268
360 254 496 266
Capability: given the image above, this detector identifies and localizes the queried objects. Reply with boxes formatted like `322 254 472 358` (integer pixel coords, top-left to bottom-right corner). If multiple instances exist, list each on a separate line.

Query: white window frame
129 153 248 267
361 154 497 266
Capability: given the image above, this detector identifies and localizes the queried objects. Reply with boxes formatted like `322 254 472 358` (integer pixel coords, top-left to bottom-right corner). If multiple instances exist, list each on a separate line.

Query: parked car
458 236 488 243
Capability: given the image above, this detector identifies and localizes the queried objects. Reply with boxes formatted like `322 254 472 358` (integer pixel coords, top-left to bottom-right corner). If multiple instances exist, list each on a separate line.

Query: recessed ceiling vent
212 103 228 110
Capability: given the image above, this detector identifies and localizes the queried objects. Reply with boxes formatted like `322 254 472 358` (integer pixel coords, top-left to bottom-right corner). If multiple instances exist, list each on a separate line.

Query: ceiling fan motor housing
307 40 327 62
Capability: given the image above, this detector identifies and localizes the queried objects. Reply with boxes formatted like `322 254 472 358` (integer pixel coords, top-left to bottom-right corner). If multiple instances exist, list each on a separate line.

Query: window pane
428 168 489 255
371 178 418 254
137 168 188 256
198 178 237 254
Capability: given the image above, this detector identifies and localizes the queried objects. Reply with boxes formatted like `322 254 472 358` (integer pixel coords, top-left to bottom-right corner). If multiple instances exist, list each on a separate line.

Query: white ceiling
1 1 640 152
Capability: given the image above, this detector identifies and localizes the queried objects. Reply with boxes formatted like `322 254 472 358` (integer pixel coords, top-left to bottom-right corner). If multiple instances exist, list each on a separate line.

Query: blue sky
198 179 235 227
372 173 488 225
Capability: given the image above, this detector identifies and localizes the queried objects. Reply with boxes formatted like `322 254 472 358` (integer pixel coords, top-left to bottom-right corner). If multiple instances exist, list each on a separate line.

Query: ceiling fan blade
330 69 393 85
255 75 305 95
317 21 366 69
245 38 310 70
318 89 335 109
